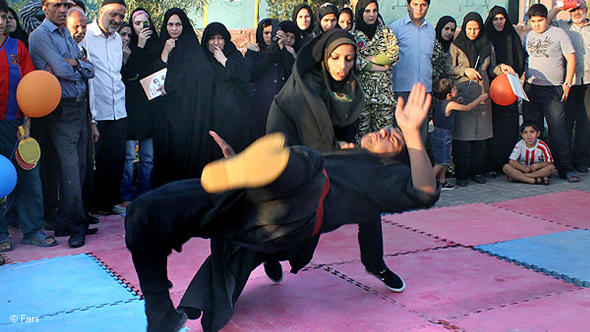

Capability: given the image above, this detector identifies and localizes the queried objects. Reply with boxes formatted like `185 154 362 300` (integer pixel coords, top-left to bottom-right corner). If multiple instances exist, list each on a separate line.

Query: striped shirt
509 139 554 167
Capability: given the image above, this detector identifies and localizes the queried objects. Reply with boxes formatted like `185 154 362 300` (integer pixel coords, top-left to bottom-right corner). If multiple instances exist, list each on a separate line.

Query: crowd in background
0 0 589 252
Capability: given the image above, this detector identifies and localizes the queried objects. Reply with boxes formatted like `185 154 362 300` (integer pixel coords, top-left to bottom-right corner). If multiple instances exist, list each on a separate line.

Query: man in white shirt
81 0 127 214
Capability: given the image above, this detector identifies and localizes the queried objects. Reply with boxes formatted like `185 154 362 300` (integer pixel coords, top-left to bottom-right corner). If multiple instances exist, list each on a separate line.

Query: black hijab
292 4 315 37
355 0 379 40
8 8 28 48
484 6 525 75
201 22 240 61
279 20 299 35
338 7 354 31
129 8 159 52
453 12 490 68
435 15 456 52
255 18 276 51
315 2 338 34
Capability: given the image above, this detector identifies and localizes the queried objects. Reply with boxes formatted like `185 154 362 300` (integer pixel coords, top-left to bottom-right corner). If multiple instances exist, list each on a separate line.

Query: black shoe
484 171 497 179
87 213 99 224
68 232 85 248
472 174 486 184
366 268 405 292
54 229 70 237
263 260 283 283
147 309 188 332
85 227 98 235
456 179 469 187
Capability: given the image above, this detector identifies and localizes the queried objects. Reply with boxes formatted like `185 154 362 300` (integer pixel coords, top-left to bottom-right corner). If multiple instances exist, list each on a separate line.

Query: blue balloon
0 154 17 198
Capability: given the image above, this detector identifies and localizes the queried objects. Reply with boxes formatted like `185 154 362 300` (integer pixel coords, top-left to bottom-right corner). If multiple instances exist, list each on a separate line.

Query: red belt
312 169 330 236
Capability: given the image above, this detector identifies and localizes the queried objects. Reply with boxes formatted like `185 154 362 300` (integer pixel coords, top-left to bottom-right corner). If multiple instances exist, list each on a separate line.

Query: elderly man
29 0 96 248
81 0 127 215
389 0 434 141
548 0 590 173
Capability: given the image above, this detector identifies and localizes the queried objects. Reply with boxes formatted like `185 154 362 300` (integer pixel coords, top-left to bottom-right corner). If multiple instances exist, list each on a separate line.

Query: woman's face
465 20 480 40
262 24 273 46
338 12 352 31
132 13 149 36
166 14 183 39
363 2 378 25
441 21 456 41
119 26 131 45
360 128 405 156
296 8 311 31
207 34 225 53
283 32 296 47
320 13 337 32
492 13 506 32
6 11 16 33
326 43 355 81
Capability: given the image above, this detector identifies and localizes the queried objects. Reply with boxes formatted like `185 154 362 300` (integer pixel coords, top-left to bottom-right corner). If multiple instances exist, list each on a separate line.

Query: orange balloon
16 70 62 117
490 73 517 106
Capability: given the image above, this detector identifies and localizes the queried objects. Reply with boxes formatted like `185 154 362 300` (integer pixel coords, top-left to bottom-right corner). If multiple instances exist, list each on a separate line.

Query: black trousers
44 99 89 234
565 85 590 168
453 139 487 180
30 117 59 225
524 84 575 176
93 118 127 210
487 102 519 172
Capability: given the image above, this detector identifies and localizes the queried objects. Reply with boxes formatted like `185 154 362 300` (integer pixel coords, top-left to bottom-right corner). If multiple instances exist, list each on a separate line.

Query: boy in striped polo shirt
503 122 556 185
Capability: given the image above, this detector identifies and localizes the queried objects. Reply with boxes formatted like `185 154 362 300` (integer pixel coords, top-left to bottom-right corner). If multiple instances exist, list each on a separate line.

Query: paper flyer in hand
140 68 167 101
507 72 529 101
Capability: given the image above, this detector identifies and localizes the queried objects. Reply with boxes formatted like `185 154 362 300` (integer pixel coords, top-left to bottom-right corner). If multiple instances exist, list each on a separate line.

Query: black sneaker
263 260 283 284
440 181 455 191
366 268 405 292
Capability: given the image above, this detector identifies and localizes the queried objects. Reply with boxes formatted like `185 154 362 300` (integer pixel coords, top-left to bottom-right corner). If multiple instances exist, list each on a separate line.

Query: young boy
503 122 556 185
0 0 57 251
431 78 488 190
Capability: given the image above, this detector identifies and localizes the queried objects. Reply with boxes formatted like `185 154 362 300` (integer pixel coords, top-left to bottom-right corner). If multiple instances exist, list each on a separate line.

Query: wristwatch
564 82 571 87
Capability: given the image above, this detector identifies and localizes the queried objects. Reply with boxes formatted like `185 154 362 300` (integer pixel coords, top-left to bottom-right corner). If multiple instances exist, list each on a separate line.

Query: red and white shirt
509 139 554 166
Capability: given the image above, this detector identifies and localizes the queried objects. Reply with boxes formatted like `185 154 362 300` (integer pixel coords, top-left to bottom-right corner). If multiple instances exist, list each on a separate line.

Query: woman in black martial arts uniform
125 83 439 332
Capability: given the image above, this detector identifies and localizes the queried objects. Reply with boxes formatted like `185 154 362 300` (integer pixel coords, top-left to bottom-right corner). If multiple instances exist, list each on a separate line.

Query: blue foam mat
2 299 147 332
0 254 139 326
475 230 590 287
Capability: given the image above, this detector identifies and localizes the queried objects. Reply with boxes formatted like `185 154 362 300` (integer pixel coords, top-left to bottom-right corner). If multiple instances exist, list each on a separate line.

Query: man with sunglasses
549 0 590 173
29 0 96 248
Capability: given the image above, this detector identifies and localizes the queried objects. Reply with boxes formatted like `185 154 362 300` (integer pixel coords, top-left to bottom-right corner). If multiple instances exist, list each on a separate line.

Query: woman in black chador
245 18 296 138
201 22 253 148
484 5 525 176
267 28 364 150
151 10 249 187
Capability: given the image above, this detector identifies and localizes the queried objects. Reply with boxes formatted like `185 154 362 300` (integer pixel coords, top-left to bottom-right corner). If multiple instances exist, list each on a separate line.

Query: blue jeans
120 138 153 202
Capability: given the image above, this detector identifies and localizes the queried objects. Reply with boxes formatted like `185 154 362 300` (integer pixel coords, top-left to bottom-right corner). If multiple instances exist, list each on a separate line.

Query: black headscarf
129 8 159 52
269 29 363 150
315 2 338 33
255 18 276 51
201 22 240 60
355 0 379 40
435 15 456 52
338 7 354 31
279 20 298 35
292 4 315 37
8 8 28 48
453 12 490 68
484 6 525 75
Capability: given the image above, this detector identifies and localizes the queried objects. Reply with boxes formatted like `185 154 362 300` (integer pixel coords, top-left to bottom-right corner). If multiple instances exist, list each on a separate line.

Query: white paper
506 72 529 102
140 68 167 101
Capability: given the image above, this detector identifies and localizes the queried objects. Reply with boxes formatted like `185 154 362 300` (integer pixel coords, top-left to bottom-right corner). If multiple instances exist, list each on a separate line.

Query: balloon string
9 141 18 162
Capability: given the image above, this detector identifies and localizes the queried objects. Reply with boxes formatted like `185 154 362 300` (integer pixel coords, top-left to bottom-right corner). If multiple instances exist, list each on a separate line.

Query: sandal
535 177 543 184
20 230 58 248
0 235 13 252
566 171 580 183
543 176 550 185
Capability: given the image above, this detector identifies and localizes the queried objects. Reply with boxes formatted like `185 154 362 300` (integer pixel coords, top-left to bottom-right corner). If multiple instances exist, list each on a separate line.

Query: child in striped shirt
503 122 556 185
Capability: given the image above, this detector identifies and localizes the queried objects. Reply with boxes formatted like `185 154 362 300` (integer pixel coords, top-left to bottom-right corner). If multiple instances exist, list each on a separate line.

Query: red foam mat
491 190 590 229
383 203 571 246
331 247 578 320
